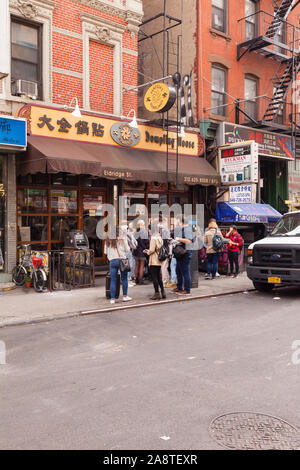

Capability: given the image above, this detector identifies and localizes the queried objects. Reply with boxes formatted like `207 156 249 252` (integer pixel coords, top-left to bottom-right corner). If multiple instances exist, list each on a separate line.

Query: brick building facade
0 0 143 279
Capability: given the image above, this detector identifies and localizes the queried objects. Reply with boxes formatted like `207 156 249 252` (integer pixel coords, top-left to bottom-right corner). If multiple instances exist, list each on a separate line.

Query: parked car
247 211 300 292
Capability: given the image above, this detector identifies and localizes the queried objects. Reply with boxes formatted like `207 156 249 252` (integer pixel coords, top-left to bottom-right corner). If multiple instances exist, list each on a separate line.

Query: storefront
16 104 219 267
217 122 293 211
0 115 27 280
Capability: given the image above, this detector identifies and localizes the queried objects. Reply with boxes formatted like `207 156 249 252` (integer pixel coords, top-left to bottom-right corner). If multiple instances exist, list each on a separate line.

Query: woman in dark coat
133 220 149 285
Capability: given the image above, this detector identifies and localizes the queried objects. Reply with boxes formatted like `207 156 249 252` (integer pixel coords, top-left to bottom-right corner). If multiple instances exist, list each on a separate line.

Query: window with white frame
245 0 257 41
244 75 258 121
211 64 227 116
212 0 227 33
11 17 42 99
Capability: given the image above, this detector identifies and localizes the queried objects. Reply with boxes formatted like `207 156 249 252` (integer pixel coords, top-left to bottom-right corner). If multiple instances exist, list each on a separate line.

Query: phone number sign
229 185 252 203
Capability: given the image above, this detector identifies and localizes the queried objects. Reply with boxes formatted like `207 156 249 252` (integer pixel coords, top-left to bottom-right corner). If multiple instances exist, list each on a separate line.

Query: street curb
0 287 255 329
0 285 17 293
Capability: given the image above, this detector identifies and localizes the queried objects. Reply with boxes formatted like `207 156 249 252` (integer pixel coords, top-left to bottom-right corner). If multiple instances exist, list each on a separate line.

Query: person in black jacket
133 220 149 285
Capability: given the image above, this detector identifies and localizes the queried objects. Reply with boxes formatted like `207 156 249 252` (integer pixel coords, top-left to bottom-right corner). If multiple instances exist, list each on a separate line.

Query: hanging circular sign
110 122 141 147
144 83 176 113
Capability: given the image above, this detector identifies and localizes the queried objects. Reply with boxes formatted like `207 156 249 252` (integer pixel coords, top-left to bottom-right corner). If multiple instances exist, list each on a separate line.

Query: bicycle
12 245 48 292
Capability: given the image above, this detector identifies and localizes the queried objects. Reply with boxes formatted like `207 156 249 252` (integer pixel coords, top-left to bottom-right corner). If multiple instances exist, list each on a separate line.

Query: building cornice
10 0 56 19
74 0 143 37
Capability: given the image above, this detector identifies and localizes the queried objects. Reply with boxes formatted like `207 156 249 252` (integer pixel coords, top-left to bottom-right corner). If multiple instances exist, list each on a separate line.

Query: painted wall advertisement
218 141 259 184
219 122 294 160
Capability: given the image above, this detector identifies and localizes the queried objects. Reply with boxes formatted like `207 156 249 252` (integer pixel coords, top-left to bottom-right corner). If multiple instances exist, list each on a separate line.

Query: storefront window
18 188 48 213
50 189 77 214
51 216 78 241
51 173 78 186
18 216 48 242
0 157 5 271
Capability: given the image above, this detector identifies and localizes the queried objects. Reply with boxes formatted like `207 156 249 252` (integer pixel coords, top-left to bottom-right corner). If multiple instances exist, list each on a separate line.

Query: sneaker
234 274 239 278
204 274 210 280
230 274 234 278
172 287 181 292
165 282 176 288
150 293 161 301
110 299 115 305
177 290 191 295
128 282 135 288
123 296 132 302
216 272 221 277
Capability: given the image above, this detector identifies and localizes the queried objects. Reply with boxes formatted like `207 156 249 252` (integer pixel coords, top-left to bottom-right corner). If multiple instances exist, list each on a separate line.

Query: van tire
253 281 273 292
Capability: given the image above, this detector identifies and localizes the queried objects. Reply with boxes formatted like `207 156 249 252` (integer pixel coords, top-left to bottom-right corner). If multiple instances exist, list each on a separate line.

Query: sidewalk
0 272 254 328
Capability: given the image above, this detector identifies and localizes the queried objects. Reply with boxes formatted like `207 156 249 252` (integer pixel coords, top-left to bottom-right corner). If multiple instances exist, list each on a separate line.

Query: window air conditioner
12 79 38 99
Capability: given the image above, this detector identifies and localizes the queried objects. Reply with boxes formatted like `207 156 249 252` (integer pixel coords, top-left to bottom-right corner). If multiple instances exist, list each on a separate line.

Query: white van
247 210 300 292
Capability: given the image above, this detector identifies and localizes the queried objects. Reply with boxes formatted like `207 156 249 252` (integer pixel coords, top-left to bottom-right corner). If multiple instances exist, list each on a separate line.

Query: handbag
117 245 131 272
173 243 187 259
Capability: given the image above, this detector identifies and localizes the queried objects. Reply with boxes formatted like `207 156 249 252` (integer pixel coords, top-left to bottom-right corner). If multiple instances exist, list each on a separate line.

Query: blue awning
215 202 282 224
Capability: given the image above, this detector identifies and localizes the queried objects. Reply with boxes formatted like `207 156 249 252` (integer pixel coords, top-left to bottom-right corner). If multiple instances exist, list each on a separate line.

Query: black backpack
158 239 169 262
212 229 224 251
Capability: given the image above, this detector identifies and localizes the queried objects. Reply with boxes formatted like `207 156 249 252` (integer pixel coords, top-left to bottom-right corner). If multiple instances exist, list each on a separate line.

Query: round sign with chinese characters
110 122 141 147
144 83 176 113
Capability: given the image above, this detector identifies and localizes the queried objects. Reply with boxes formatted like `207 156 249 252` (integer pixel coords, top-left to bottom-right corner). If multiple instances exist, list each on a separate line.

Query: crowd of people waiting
104 217 243 304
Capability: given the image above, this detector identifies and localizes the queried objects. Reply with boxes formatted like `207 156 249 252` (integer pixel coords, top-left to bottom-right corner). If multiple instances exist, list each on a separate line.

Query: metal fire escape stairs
262 57 300 122
237 0 300 159
237 0 296 61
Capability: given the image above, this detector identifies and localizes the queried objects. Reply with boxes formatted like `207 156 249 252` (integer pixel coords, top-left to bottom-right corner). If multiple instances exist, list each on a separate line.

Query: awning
215 202 282 224
17 135 219 186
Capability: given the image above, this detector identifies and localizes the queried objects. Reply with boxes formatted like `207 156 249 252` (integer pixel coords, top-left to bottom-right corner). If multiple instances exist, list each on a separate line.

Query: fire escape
237 0 300 156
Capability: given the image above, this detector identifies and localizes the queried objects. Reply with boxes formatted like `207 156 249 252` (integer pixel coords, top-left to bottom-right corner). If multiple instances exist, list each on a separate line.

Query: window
244 75 258 121
211 65 227 116
11 18 42 99
245 0 257 40
212 0 226 33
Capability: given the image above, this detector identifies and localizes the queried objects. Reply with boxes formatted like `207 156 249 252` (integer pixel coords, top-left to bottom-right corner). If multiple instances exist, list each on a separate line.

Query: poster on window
218 140 259 184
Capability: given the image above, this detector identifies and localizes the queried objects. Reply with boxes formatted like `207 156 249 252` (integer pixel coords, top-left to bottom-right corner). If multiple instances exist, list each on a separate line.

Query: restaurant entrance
81 190 106 265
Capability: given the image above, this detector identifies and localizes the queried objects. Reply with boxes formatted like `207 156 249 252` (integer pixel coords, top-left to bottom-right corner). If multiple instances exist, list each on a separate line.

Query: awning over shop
215 202 282 224
17 135 219 186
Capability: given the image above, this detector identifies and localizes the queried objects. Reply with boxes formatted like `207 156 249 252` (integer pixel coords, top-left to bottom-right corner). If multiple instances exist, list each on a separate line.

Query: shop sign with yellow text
17 104 203 156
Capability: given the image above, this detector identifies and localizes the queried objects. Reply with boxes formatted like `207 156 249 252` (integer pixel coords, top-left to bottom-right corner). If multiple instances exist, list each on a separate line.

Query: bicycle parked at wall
12 245 48 292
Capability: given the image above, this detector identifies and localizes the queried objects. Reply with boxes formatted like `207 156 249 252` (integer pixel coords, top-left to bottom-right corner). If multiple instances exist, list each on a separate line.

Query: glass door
82 191 106 265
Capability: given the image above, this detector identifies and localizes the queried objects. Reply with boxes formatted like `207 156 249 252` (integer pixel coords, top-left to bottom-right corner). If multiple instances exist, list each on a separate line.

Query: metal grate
210 412 300 450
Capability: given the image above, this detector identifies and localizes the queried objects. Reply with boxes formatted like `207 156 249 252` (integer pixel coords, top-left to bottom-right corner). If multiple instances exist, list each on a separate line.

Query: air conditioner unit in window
11 79 38 99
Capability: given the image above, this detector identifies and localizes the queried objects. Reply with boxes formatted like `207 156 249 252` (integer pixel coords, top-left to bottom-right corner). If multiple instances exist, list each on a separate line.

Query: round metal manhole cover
210 412 300 450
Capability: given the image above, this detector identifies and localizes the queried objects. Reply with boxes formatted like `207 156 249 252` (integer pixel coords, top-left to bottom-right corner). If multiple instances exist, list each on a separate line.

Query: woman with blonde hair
104 226 132 304
144 223 166 300
204 220 224 280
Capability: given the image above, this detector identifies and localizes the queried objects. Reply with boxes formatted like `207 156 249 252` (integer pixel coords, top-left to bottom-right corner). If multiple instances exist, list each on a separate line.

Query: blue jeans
206 253 219 279
176 253 192 293
126 251 135 279
109 259 128 299
170 256 177 283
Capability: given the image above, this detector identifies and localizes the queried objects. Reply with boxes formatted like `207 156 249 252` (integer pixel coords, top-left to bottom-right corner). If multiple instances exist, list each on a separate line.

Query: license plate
268 277 281 284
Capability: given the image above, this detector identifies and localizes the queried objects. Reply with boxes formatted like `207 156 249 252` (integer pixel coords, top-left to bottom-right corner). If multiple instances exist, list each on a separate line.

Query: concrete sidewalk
0 272 254 328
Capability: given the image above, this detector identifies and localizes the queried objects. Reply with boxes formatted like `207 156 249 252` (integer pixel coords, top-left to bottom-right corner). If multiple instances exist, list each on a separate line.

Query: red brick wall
89 40 114 114
50 0 138 115
197 0 300 124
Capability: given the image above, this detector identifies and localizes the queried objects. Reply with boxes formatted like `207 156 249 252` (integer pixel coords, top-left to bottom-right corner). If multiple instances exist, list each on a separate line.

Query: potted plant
24 275 32 288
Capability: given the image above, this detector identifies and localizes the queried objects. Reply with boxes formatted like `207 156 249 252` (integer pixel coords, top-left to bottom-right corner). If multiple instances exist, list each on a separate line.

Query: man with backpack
171 216 193 295
225 225 243 278
203 221 224 280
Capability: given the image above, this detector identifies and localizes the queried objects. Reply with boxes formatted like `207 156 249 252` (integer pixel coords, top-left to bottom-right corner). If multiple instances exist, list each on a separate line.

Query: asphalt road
1 287 300 450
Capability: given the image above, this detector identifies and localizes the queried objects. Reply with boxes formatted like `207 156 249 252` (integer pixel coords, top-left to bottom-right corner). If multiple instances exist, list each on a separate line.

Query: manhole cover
210 412 300 450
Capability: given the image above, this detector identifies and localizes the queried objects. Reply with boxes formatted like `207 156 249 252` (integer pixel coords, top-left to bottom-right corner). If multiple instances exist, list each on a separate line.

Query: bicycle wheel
33 269 47 292
12 265 27 286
